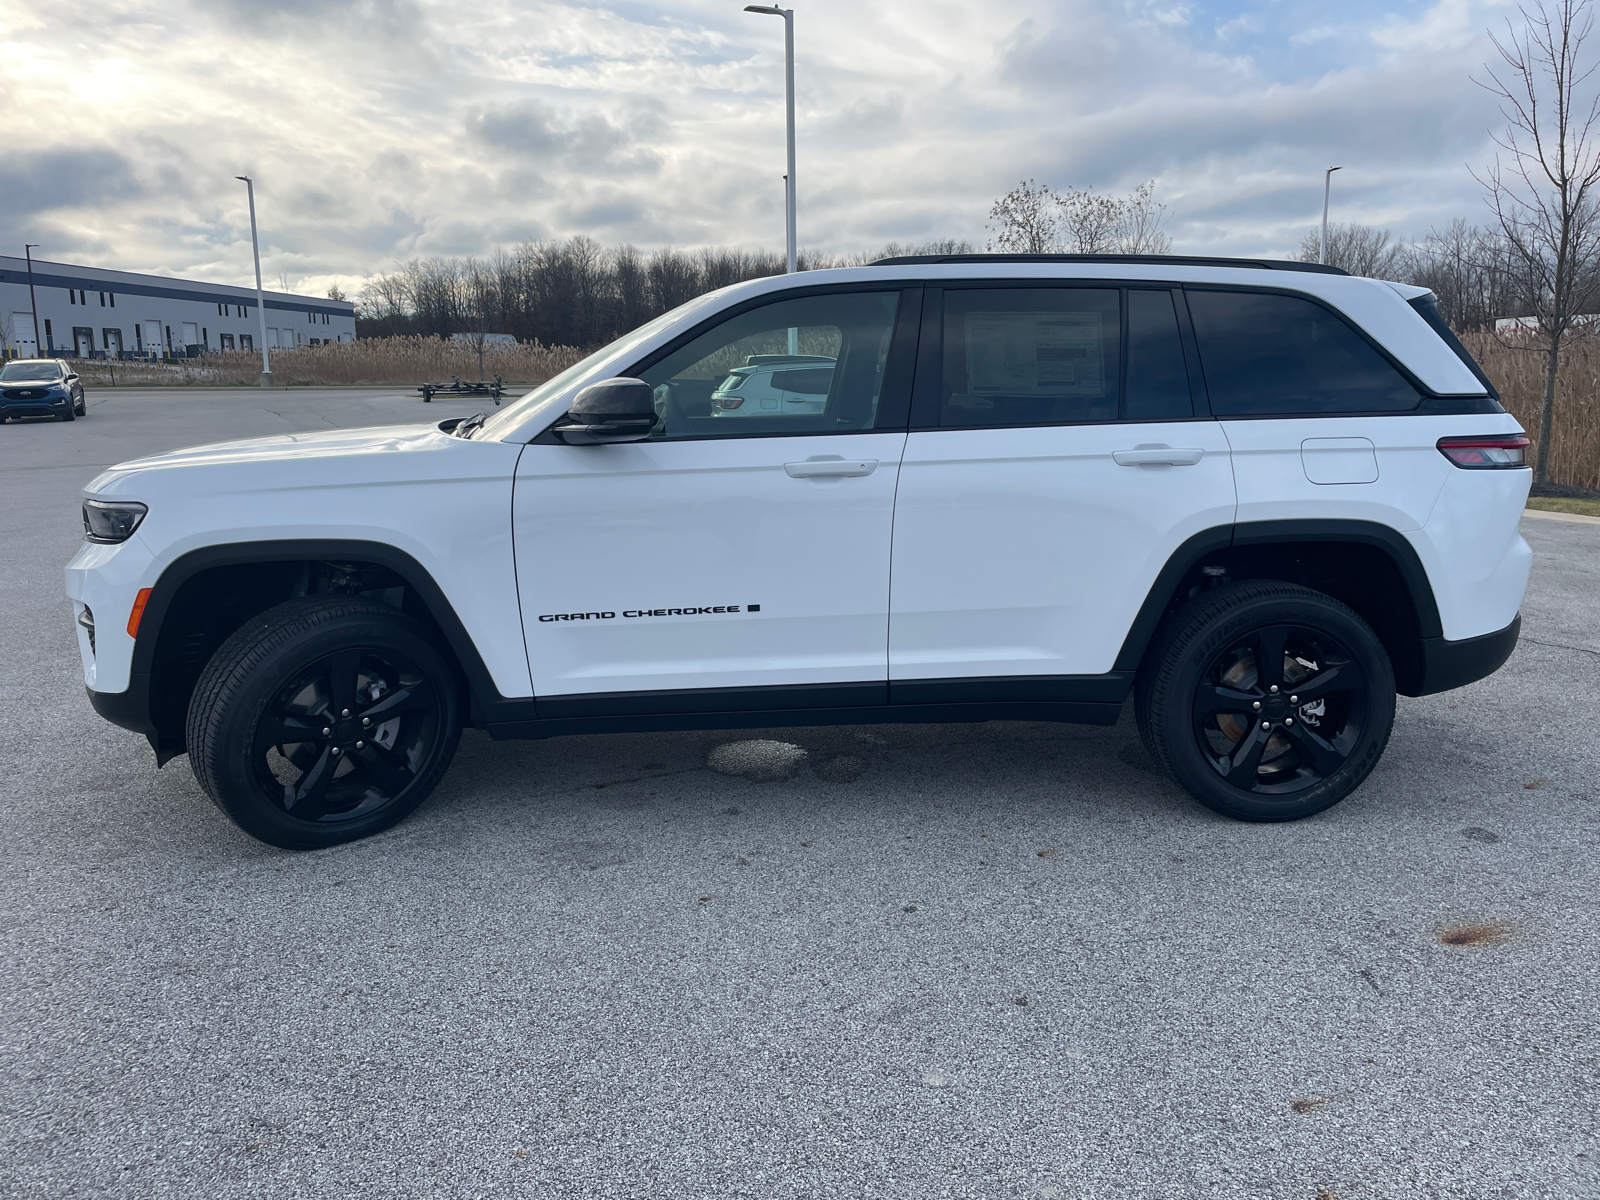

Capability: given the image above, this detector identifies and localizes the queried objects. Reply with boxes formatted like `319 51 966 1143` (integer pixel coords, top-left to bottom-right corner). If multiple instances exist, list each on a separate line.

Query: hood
85 423 457 496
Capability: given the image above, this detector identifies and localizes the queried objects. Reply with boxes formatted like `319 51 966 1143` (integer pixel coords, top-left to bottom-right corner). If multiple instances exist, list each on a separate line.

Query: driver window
635 291 899 439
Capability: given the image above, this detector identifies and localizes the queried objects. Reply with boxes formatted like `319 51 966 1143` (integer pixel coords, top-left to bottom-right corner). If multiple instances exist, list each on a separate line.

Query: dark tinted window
636 291 899 438
1187 289 1421 415
1125 289 1193 419
939 288 1119 427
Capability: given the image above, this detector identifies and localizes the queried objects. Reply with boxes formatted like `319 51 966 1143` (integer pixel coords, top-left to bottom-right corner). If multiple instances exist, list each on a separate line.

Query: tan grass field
70 336 589 391
1459 332 1600 491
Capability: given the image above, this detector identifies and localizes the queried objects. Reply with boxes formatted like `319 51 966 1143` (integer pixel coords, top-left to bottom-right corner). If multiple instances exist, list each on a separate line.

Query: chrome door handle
1112 447 1205 466
784 459 878 478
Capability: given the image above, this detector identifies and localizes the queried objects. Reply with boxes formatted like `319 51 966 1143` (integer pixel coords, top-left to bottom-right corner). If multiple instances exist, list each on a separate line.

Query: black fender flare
121 540 519 745
1113 519 1444 676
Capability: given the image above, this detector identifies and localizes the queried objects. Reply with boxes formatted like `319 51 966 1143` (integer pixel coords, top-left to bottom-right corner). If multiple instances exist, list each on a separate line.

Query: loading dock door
143 321 162 354
74 327 94 356
8 313 37 357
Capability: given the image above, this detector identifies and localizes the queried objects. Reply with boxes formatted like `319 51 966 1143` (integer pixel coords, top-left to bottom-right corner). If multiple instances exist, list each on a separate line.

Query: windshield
474 293 723 441
0 361 62 382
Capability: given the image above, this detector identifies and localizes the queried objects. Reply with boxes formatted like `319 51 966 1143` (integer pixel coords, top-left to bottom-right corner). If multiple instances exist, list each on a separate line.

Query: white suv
66 255 1532 849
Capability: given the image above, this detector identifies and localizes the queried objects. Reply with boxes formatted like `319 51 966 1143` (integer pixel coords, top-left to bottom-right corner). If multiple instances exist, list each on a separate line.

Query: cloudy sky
2 0 1526 297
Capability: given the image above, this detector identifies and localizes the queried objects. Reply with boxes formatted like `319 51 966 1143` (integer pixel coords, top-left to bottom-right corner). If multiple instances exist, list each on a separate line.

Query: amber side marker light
127 588 153 638
1436 434 1531 468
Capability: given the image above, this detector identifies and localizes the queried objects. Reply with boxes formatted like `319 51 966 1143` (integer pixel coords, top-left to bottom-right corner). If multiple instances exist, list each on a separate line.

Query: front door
889 285 1237 684
513 286 918 707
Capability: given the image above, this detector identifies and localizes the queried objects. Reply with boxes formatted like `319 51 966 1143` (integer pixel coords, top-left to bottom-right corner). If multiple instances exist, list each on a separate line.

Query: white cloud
0 0 1533 291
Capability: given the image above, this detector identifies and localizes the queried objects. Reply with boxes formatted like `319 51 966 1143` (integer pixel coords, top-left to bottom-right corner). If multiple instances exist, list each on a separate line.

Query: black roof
870 253 1349 275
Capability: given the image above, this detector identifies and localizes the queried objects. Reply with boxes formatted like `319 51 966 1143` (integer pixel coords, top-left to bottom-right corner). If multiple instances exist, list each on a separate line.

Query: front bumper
1410 613 1521 695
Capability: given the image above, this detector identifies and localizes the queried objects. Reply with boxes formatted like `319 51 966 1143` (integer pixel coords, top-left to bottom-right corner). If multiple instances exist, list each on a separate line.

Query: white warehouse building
0 254 355 360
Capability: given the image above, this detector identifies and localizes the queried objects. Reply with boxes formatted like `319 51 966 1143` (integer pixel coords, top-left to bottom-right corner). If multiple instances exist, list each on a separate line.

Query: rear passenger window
1187 289 1421 415
939 288 1120 427
1126 289 1193 419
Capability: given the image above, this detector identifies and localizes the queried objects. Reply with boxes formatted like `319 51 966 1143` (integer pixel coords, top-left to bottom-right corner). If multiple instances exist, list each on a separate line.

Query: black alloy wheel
1192 623 1368 795
187 597 462 849
253 645 444 824
1136 581 1396 822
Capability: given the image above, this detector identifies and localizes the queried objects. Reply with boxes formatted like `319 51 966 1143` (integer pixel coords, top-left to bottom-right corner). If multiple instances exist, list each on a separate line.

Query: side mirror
550 377 658 445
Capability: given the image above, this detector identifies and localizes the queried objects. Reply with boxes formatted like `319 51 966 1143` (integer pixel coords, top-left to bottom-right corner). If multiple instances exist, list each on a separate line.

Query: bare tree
1296 222 1408 277
1402 220 1526 330
988 179 1173 254
986 180 1061 252
1475 0 1600 481
1116 181 1174 255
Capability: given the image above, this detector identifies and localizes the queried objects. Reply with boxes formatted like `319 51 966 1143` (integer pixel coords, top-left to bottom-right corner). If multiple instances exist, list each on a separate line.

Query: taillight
1436 434 1531 469
713 395 745 410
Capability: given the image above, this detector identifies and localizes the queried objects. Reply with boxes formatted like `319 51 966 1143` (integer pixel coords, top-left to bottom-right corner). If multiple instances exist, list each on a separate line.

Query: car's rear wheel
186 597 462 849
1135 581 1395 822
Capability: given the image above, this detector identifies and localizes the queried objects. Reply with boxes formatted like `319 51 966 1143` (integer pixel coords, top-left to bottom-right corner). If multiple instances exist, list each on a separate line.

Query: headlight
82 499 148 543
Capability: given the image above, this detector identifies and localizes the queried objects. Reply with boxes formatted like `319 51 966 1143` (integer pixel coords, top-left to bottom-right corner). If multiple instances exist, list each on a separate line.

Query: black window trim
908 278 1216 432
596 280 927 443
1180 281 1502 420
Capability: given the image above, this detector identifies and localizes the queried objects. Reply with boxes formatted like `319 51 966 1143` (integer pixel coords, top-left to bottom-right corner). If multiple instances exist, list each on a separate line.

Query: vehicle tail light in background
1436 434 1531 468
713 395 745 410
127 588 152 638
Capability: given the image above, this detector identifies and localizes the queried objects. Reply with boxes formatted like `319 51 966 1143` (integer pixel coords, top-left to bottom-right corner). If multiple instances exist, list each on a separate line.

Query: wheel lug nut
361 717 370 727
322 727 331 736
1285 717 1294 726
1261 721 1271 731
331 746 342 756
356 740 364 749
341 708 351 718
1269 685 1279 694
1251 701 1261 711
1290 695 1298 704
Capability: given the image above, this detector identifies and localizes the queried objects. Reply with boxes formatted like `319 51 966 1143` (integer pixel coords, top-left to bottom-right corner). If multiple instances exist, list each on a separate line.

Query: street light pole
235 175 274 387
23 244 43 357
744 5 796 273
1320 166 1342 266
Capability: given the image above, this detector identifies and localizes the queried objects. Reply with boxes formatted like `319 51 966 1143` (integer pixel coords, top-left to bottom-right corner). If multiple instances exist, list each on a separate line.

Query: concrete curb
1524 507 1600 526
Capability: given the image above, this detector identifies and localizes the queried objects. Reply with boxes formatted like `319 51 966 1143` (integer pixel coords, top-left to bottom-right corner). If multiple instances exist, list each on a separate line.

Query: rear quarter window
1186 289 1422 416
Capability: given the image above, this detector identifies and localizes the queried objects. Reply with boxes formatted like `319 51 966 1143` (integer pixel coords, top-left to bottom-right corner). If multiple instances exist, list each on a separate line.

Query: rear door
888 284 1237 687
513 286 921 707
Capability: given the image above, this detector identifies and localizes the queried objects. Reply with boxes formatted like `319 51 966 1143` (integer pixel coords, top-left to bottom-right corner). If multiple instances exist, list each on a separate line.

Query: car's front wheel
186 597 462 849
1135 582 1396 822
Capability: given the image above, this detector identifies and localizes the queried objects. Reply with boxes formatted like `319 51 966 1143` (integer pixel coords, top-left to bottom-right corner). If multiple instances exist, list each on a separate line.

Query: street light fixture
235 175 275 387
744 4 796 274
1320 166 1342 266
23 244 42 357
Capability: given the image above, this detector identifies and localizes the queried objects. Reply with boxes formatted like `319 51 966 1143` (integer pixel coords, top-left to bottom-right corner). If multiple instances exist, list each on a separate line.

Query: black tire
75 394 86 416
1135 581 1395 822
186 597 462 850
59 403 74 422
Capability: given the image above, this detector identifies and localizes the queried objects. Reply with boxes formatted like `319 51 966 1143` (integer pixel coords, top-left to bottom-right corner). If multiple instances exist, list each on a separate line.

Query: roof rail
869 253 1350 276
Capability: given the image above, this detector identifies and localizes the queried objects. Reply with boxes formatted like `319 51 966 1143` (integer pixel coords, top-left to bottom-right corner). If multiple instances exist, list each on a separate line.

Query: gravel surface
2 387 1597 1200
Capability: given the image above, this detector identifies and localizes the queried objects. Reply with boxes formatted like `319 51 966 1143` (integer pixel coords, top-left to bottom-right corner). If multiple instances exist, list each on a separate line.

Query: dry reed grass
70 336 589 390
1460 331 1600 489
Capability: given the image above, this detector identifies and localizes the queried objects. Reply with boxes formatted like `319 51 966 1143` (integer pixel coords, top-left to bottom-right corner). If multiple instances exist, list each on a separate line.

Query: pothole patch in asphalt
706 739 808 782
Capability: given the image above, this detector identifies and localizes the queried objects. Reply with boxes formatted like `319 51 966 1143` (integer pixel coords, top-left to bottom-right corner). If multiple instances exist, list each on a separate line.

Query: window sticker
964 311 1104 396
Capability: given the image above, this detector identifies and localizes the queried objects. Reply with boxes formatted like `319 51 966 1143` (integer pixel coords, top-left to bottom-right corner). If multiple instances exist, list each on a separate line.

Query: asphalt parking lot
2 386 1597 1200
